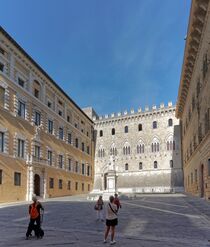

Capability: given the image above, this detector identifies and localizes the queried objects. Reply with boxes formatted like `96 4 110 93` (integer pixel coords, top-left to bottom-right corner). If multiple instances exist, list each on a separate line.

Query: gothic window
98 147 105 158
154 161 158 169
124 126 128 133
110 147 117 156
112 128 115 135
153 121 157 129
138 124 142 131
99 130 103 137
123 142 131 155
137 143 144 154
168 119 173 127
151 138 160 152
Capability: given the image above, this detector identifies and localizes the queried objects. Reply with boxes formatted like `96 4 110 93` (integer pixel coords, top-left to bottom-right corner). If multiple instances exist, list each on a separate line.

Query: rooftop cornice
176 0 209 119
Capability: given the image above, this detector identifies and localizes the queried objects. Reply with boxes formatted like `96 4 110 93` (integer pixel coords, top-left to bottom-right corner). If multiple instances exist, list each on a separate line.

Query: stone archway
34 174 40 196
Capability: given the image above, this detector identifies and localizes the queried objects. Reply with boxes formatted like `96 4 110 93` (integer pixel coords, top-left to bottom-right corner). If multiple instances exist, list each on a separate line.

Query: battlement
93 102 175 121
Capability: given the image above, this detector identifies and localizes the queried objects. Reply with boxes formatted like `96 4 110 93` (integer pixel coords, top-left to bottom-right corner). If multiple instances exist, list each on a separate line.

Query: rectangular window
139 162 143 170
48 150 52 166
88 184 90 191
0 86 5 107
68 159 72 171
67 115 70 122
18 101 25 119
82 163 85 175
0 169 2 184
82 183 84 191
58 110 62 116
17 139 25 158
14 172 21 186
18 78 25 88
47 101 52 108
68 133 71 144
87 165 90 176
0 47 5 55
75 182 78 191
75 161 79 173
75 138 78 148
0 62 4 72
58 155 63 168
49 178 54 188
59 128 64 140
68 180 71 190
59 179 63 189
0 132 4 152
35 111 41 126
87 146 90 154
34 145 40 160
48 120 53 134
82 142 84 151
208 159 210 176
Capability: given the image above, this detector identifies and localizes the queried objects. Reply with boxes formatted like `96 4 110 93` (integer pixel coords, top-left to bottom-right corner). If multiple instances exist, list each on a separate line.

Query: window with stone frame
0 62 4 72
82 183 84 191
125 163 128 170
75 138 79 148
123 145 130 155
138 124 142 131
88 184 90 191
0 169 2 184
170 160 173 168
0 86 5 107
75 161 79 173
110 145 117 156
67 133 72 144
18 77 25 88
139 162 143 170
203 53 208 80
87 145 90 154
0 132 4 152
14 172 21 186
49 178 54 188
82 163 85 175
154 161 158 169
82 142 85 151
17 139 25 158
48 119 53 134
112 128 115 135
124 126 128 133
58 155 63 168
151 142 159 152
34 111 41 126
18 100 26 119
34 145 40 161
168 118 173 127
59 127 64 140
68 180 71 190
99 130 103 137
68 158 72 171
47 150 52 166
98 147 105 158
137 143 144 154
153 121 157 129
59 179 63 189
87 165 90 176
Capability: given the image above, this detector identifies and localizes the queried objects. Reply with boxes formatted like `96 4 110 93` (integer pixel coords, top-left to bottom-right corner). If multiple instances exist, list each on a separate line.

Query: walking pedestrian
25 195 44 239
113 193 121 211
104 195 118 245
95 195 104 221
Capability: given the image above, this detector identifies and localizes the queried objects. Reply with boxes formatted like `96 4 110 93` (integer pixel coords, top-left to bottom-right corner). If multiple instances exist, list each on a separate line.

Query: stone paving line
1 194 210 246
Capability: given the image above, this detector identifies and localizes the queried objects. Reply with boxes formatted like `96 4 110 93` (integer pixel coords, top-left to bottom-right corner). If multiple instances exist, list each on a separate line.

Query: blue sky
1 0 191 116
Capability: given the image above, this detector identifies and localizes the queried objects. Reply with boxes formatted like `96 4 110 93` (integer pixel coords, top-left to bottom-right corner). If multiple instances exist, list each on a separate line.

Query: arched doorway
34 174 40 196
200 164 204 198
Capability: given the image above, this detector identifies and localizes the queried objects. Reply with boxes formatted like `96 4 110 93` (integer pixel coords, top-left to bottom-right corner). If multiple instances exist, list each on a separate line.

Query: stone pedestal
106 170 116 193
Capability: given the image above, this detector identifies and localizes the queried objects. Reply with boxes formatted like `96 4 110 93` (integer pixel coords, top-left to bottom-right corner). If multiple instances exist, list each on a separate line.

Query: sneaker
103 239 107 243
110 240 116 245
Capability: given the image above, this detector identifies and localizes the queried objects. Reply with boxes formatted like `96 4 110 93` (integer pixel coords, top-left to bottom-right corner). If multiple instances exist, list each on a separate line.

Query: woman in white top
104 195 118 245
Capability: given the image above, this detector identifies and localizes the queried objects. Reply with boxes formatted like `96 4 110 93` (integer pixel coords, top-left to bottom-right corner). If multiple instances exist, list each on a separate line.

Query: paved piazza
1 194 210 247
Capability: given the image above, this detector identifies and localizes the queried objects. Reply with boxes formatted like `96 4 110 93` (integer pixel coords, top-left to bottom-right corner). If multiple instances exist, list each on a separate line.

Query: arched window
154 161 158 169
99 130 103 137
123 143 131 155
125 163 128 170
151 138 160 153
125 126 128 133
153 121 157 129
138 124 142 131
112 128 115 135
168 119 173 127
170 160 173 168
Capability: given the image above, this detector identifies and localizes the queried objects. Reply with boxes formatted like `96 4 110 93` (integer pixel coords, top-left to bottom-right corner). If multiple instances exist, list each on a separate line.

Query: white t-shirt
106 202 118 220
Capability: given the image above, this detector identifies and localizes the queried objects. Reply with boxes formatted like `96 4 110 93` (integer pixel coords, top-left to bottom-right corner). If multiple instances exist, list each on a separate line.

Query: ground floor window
59 179 63 189
82 183 84 191
75 182 78 191
88 184 90 191
14 172 21 186
68 181 71 190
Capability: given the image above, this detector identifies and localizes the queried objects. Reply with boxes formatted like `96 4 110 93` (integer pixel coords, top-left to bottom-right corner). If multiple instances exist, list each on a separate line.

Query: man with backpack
25 195 44 240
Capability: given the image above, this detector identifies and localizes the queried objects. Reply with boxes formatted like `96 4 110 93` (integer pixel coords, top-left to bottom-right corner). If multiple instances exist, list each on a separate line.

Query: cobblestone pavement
1 194 210 246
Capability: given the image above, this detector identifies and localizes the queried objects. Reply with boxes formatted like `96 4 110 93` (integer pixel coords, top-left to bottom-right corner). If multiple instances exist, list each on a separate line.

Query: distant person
25 195 44 239
113 193 121 211
95 195 104 221
104 195 118 245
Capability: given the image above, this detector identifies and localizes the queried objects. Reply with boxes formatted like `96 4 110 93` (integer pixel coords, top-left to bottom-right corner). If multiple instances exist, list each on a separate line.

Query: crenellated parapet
93 102 175 123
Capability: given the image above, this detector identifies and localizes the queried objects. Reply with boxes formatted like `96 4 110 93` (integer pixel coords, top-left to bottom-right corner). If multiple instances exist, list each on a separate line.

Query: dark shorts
106 218 118 226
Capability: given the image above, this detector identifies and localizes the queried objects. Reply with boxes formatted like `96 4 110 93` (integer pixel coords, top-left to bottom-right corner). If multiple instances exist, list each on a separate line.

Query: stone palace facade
84 103 184 196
